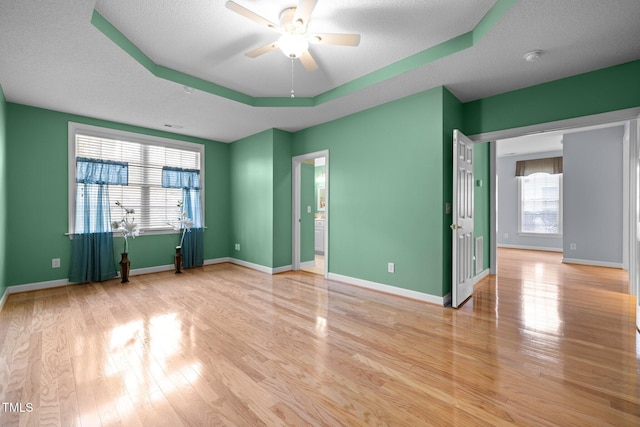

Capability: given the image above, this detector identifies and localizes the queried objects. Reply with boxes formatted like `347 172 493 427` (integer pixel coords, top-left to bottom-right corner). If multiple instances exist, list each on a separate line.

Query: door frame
292 150 329 276
468 107 640 297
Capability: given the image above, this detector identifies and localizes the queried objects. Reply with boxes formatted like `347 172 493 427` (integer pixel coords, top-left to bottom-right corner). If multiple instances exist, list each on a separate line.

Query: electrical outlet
570 243 576 250
52 258 61 268
235 243 240 251
388 262 395 273
504 233 509 239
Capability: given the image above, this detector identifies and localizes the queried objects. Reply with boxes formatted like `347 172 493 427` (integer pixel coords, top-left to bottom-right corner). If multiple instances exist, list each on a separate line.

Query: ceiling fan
225 0 361 71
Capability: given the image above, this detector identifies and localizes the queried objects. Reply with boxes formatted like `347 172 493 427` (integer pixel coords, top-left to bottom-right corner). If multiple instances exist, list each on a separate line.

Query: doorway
473 111 639 314
292 151 329 276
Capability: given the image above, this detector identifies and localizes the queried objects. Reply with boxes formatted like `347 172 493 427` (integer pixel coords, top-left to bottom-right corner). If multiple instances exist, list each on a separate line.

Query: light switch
307 205 311 213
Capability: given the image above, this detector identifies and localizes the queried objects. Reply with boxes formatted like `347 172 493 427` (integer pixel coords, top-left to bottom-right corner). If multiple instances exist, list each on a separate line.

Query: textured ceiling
1 0 639 142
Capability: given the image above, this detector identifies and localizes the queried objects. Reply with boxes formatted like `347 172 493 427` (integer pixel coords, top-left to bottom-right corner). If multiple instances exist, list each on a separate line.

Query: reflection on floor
303 254 324 275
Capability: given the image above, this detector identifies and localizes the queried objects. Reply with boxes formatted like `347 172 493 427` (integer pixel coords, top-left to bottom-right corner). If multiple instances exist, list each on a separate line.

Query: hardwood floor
0 248 638 426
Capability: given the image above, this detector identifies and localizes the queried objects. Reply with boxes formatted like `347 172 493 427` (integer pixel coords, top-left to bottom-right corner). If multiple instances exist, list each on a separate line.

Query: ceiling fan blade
245 42 278 58
310 33 361 47
299 50 318 71
294 0 318 28
225 1 281 32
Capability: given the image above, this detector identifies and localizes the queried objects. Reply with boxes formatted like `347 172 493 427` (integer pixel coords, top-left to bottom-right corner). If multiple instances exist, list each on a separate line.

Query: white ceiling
1 0 639 143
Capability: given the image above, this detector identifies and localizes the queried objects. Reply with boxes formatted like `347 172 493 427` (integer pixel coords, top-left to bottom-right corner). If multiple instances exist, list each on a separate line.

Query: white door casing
292 150 329 276
452 130 475 308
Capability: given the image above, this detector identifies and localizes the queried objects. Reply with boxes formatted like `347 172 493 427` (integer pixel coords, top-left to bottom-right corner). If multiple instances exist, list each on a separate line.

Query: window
519 172 562 235
69 123 204 234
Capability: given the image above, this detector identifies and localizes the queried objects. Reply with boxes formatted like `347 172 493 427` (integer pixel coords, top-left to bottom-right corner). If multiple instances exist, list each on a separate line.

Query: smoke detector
524 50 544 62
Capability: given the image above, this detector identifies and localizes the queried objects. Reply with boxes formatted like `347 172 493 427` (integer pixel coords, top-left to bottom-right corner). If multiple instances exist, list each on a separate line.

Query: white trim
481 108 639 286
5 278 71 295
562 258 623 269
327 272 447 306
0 287 8 313
473 268 491 285
468 107 640 143
300 260 316 269
127 264 174 276
292 150 329 277
272 265 293 274
498 244 563 252
203 257 232 265
490 141 497 275
226 258 292 275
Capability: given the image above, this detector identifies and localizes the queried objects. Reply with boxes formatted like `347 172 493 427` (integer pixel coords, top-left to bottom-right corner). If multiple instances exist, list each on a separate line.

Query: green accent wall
0 86 7 298
5 103 229 287
272 129 293 268
229 128 293 269
230 130 274 267
463 59 640 135
292 87 452 296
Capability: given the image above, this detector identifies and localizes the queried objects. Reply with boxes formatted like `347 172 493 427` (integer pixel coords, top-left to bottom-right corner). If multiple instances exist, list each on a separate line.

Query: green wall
0 86 6 297
442 87 464 295
300 162 315 263
272 129 293 268
230 130 274 267
3 59 637 299
229 128 293 269
292 88 450 296
5 103 229 287
463 59 640 135
473 142 490 273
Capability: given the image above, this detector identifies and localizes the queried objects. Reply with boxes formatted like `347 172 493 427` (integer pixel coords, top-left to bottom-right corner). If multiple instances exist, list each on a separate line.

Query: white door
452 130 475 308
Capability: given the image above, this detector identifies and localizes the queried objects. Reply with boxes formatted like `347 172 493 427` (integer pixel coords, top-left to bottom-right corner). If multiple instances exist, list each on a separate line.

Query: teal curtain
69 158 128 283
162 167 204 268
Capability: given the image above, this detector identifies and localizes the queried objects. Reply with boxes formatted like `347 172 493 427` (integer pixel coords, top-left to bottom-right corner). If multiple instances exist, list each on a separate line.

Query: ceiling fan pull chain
290 58 295 98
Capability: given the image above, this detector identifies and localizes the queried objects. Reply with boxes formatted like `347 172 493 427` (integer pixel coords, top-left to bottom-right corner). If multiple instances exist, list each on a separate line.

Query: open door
292 150 329 276
452 130 475 308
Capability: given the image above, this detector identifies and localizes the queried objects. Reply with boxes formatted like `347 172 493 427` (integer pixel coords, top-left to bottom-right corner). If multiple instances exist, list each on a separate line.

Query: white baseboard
0 287 8 313
128 264 174 276
562 258 623 269
327 272 447 306
227 258 292 275
203 257 232 265
474 268 491 284
300 260 316 269
498 244 563 252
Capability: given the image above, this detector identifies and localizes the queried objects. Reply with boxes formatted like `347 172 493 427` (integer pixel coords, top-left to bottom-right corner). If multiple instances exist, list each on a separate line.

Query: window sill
65 227 206 238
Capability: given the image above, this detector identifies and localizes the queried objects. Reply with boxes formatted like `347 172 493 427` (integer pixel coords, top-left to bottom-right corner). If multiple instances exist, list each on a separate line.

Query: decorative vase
174 246 182 274
120 253 130 283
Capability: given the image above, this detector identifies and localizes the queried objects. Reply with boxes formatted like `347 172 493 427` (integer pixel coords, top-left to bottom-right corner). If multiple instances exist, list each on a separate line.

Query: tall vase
174 246 182 274
120 253 130 283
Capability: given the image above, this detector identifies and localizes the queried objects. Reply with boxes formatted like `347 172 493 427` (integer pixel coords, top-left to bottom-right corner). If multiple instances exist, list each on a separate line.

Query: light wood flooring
0 249 638 426
302 255 325 276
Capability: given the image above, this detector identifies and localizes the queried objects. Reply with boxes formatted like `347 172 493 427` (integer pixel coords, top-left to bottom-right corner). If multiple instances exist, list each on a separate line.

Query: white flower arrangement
112 201 141 253
170 201 193 248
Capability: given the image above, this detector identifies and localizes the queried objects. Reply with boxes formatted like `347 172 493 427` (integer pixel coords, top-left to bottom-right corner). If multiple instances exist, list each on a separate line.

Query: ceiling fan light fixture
278 33 309 58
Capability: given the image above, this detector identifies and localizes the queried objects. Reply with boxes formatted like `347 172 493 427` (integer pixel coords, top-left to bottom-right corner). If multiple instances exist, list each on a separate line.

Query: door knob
450 224 463 230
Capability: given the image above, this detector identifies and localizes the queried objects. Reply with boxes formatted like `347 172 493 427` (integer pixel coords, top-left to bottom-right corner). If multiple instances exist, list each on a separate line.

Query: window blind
73 132 202 232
